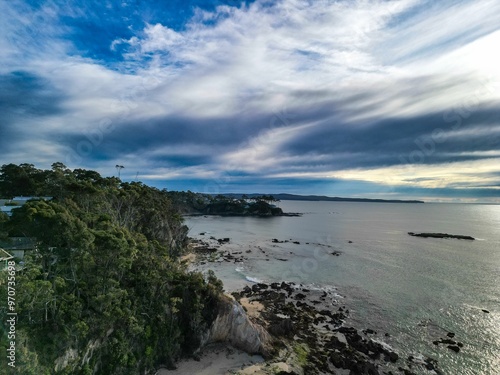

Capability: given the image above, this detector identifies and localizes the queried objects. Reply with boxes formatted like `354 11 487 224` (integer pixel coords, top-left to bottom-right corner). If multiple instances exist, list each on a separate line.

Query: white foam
246 276 263 283
410 353 426 365
276 313 290 319
372 339 395 352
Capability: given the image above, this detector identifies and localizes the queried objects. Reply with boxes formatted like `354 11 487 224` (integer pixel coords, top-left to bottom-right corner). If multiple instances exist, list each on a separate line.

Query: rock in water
408 232 475 240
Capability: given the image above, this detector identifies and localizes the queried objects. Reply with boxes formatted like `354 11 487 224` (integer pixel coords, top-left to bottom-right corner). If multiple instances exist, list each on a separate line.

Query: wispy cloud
0 0 499 201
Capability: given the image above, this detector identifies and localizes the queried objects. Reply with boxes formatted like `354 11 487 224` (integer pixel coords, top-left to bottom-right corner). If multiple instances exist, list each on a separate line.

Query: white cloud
376 0 500 65
2 0 500 199
334 158 500 190
109 0 500 121
114 23 183 54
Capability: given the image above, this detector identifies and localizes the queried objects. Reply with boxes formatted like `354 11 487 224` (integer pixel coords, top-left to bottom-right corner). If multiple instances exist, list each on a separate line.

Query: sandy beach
156 343 264 375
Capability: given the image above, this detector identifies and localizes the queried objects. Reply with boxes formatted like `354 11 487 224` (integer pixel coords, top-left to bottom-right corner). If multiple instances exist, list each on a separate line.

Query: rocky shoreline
186 236 340 267
229 281 446 375
180 239 451 375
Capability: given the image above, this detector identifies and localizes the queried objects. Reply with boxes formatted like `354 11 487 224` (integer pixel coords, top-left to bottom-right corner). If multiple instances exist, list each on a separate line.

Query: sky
1 0 500 202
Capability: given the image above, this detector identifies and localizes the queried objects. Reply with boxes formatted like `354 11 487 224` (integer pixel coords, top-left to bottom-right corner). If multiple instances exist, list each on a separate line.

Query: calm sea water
185 201 500 375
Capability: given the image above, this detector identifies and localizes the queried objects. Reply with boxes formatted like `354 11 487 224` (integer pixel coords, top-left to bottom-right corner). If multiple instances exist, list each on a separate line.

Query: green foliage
0 163 225 375
0 212 8 239
0 163 44 198
293 343 310 367
207 270 224 294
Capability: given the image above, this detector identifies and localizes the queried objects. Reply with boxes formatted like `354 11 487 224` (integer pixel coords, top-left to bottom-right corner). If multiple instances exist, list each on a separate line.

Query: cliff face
54 295 271 373
203 295 272 358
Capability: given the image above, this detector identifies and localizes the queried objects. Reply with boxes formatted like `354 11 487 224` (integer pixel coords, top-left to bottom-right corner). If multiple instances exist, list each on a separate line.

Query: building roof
0 206 17 213
0 237 37 250
12 196 53 201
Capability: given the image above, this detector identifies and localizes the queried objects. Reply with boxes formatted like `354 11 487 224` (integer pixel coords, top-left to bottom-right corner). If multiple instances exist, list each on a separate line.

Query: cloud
116 23 183 54
0 0 499 201
376 0 500 65
0 71 65 152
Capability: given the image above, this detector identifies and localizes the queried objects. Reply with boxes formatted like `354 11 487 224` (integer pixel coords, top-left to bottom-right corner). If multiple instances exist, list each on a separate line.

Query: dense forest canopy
0 163 223 375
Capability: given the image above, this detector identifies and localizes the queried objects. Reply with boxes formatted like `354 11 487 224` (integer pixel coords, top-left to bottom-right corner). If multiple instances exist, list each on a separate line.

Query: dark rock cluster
232 281 435 375
432 335 464 353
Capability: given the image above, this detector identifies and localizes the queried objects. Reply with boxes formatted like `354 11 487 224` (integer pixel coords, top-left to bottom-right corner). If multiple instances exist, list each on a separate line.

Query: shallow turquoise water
185 201 500 374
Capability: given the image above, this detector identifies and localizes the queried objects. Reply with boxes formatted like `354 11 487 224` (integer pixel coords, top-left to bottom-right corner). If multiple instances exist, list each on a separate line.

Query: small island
408 232 475 240
167 192 301 217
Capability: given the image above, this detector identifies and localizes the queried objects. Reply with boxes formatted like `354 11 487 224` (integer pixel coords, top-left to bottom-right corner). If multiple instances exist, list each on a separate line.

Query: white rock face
54 348 78 372
206 295 271 356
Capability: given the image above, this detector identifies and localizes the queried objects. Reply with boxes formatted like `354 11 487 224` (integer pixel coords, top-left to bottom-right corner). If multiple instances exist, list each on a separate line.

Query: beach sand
157 343 264 375
180 252 196 264
239 297 264 319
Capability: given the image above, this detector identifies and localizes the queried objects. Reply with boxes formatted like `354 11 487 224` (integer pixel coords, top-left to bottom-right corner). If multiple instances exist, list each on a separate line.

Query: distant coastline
221 193 425 204
172 192 423 218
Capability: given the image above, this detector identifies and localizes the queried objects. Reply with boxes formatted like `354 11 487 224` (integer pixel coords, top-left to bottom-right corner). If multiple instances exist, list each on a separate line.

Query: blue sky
1 0 500 202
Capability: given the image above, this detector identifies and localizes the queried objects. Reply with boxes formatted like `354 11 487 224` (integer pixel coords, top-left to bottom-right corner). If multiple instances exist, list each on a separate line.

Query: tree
115 165 124 179
0 211 8 239
0 163 43 197
0 163 224 375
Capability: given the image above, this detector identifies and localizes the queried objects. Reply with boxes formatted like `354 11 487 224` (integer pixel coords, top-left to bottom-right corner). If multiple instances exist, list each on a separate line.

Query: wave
235 266 264 284
372 339 395 352
245 276 264 283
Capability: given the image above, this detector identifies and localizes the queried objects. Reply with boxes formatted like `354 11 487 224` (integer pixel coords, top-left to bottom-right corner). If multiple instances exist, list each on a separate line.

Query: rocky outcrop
408 232 475 240
53 328 113 373
54 348 78 373
231 281 442 375
203 294 272 357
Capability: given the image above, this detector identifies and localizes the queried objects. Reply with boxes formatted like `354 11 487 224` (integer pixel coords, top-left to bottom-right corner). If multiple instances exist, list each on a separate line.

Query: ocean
184 201 500 375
